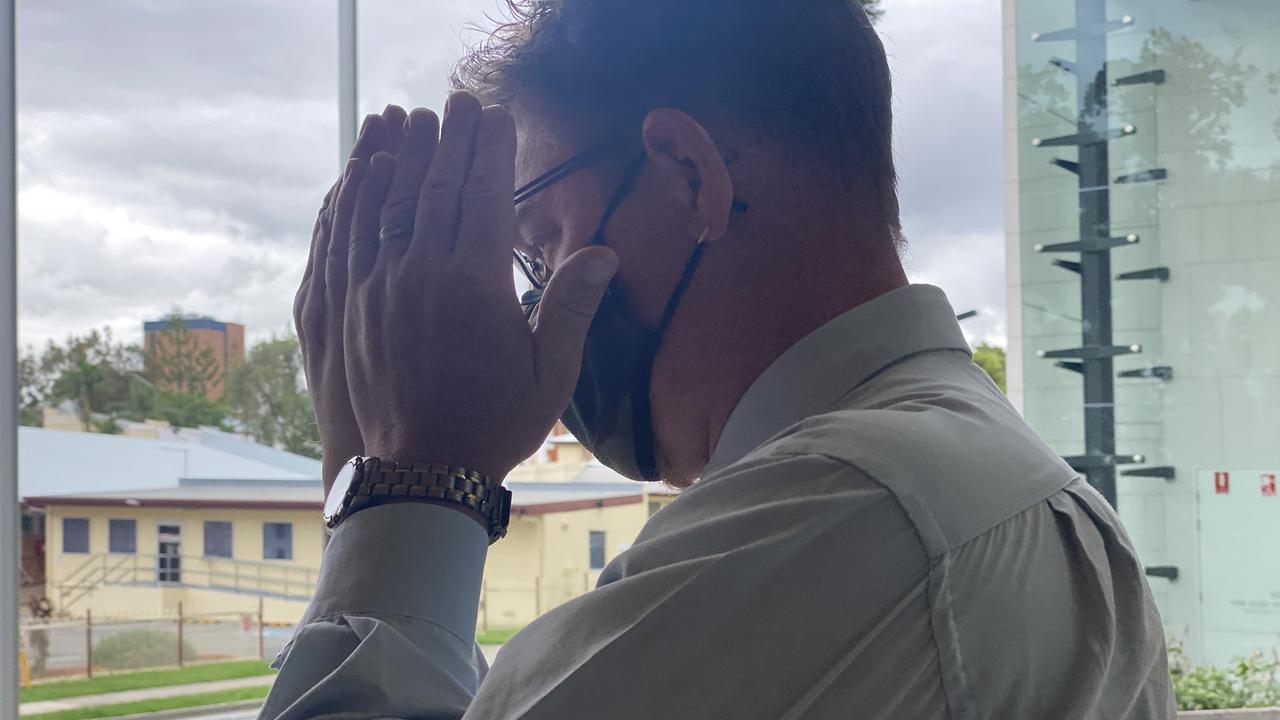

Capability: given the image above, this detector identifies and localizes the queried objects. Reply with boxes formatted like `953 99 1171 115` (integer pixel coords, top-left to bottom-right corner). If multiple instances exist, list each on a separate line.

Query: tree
144 314 222 398
225 333 321 458
972 343 1007 394
138 314 231 429
37 328 140 431
127 377 230 430
18 348 50 427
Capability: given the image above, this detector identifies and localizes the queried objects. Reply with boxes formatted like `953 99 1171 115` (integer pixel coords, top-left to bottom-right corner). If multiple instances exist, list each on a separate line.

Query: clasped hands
294 93 618 488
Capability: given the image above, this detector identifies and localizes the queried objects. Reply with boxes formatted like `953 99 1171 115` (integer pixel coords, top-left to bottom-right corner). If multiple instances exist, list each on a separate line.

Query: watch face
323 457 361 523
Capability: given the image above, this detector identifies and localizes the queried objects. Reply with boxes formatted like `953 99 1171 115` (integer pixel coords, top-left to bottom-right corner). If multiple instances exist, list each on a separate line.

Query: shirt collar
703 284 972 474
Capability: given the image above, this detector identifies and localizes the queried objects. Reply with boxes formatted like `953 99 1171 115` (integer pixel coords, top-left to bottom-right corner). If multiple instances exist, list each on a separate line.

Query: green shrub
1169 640 1280 710
92 629 198 671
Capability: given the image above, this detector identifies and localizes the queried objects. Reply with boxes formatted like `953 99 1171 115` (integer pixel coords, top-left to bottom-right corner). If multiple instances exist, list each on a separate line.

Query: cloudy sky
15 0 1005 351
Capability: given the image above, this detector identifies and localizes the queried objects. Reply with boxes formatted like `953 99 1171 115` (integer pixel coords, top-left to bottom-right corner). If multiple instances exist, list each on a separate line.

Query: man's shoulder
721 386 1077 557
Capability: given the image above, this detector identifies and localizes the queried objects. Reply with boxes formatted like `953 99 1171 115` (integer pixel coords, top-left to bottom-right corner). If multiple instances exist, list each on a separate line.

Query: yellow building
25 427 676 629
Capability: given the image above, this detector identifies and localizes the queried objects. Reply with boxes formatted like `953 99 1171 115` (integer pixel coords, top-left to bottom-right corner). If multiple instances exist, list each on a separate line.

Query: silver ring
378 221 414 243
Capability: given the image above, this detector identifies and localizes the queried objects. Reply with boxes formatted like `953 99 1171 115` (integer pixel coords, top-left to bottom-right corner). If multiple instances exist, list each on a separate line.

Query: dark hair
454 0 900 241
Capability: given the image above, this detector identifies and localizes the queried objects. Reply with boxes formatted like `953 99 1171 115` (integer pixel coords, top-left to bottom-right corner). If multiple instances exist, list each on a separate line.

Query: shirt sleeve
259 502 490 720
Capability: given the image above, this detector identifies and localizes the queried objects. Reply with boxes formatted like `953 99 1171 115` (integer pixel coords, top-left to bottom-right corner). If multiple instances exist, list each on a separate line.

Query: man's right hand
295 105 408 491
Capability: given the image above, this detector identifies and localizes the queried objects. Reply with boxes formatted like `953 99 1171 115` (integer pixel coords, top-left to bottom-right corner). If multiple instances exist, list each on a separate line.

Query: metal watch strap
342 458 511 543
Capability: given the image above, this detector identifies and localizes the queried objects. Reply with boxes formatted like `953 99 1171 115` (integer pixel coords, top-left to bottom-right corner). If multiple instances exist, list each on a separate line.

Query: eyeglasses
512 142 616 290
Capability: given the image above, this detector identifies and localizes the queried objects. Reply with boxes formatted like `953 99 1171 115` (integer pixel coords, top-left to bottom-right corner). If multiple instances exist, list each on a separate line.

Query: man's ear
640 108 733 242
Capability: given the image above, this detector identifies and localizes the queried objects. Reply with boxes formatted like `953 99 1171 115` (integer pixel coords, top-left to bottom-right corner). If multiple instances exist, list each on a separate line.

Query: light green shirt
263 284 1176 719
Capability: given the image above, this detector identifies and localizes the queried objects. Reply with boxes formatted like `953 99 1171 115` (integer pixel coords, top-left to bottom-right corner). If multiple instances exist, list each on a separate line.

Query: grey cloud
18 0 1011 353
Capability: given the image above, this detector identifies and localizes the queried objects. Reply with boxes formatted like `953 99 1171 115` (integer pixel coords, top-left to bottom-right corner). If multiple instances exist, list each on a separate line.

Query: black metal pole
1075 0 1118 506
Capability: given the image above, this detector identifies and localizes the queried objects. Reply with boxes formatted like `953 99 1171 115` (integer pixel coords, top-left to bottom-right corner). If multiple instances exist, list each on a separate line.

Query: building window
589 530 606 570
204 521 233 558
63 518 89 554
108 519 136 554
263 522 293 560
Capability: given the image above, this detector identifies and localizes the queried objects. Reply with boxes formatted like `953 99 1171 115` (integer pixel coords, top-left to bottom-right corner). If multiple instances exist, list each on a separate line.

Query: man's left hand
343 92 618 480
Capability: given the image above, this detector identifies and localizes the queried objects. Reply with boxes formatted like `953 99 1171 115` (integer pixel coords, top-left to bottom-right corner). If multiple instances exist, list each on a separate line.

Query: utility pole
1 0 19 713
338 0 359 170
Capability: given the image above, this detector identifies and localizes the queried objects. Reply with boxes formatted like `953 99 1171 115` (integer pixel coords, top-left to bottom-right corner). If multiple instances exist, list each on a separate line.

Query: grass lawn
20 660 275 704
475 627 522 645
20 685 270 720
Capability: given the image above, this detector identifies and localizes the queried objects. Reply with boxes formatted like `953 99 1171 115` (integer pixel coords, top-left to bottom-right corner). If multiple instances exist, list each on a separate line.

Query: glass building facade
1005 0 1280 666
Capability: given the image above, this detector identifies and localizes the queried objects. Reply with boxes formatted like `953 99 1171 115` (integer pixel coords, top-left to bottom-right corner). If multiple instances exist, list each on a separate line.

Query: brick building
143 316 245 401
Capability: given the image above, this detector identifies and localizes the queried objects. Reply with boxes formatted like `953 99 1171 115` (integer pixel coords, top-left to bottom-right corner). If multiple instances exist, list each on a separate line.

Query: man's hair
453 0 901 241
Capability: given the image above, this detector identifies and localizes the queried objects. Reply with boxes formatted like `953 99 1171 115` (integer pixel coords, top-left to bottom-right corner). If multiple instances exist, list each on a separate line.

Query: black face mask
523 155 707 481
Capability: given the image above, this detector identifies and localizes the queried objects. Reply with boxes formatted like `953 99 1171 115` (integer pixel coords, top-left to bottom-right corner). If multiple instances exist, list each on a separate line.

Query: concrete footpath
20 646 503 717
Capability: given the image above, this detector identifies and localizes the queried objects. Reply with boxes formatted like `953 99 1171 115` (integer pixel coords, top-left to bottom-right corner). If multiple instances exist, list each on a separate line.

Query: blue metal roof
18 426 320 499
142 316 230 333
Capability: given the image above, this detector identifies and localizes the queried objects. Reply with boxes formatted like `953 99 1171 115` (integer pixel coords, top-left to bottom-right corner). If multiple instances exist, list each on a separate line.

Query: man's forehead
514 115 577 188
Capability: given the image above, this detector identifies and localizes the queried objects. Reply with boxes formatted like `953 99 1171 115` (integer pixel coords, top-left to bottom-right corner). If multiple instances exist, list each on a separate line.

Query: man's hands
295 105 408 490
300 93 618 484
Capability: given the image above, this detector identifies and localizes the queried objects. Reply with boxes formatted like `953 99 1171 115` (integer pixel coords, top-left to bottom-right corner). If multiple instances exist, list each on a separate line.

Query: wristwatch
323 456 512 543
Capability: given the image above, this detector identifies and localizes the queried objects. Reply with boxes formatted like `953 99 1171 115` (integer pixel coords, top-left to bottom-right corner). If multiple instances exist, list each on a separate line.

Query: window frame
262 521 293 561
62 517 90 554
588 530 606 571
203 520 234 559
107 518 136 554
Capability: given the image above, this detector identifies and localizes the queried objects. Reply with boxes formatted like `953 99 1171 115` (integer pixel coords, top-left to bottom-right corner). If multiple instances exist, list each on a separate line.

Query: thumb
532 245 618 395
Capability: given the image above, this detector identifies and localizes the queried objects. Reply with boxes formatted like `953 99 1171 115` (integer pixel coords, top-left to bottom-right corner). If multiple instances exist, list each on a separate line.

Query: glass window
263 522 293 560
204 521 233 558
62 517 89 554
108 518 136 554
589 530 606 570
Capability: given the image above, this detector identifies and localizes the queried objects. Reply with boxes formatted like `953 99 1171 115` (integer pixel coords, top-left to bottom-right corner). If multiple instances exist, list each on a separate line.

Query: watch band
332 457 512 543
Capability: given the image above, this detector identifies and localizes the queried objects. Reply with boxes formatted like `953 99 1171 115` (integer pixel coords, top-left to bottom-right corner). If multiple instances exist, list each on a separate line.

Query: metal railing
56 553 319 611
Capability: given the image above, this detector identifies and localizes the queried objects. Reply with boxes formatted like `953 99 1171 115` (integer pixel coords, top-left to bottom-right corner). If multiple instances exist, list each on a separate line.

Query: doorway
157 523 182 583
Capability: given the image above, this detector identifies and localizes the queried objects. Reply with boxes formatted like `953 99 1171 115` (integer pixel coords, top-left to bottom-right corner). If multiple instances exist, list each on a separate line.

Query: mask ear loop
632 225 713 480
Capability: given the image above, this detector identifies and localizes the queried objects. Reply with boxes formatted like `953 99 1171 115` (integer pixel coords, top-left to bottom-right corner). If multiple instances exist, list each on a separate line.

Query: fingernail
343 158 358 179
584 253 618 285
359 114 376 137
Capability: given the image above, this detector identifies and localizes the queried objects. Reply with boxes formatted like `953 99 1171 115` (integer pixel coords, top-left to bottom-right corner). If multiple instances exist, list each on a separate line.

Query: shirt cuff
303 502 489 646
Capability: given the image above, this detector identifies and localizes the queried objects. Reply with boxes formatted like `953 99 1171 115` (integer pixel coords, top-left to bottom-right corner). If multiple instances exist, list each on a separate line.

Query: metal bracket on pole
1031 15 1134 43
1038 344 1142 361
1055 361 1086 375
1031 124 1136 147
1118 365 1173 381
1116 266 1170 282
1053 259 1083 274
1034 233 1140 254
1122 466 1177 480
1051 158 1082 175
1145 566 1180 581
1063 453 1146 472
1115 168 1168 184
1114 69 1166 87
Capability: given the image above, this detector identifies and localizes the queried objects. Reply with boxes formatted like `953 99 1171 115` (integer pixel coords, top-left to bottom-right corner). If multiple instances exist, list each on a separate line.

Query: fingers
351 114 389 162
531 246 619 397
379 108 440 246
412 92 482 260
349 152 399 287
381 104 409 156
455 105 517 270
325 158 367 294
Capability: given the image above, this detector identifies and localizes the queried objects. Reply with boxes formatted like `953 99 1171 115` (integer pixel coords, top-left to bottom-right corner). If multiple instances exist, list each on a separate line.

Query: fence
18 600 292 683
479 575 595 632
57 552 317 612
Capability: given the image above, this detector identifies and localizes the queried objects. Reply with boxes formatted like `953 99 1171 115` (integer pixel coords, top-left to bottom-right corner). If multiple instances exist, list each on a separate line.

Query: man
265 1 1176 718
